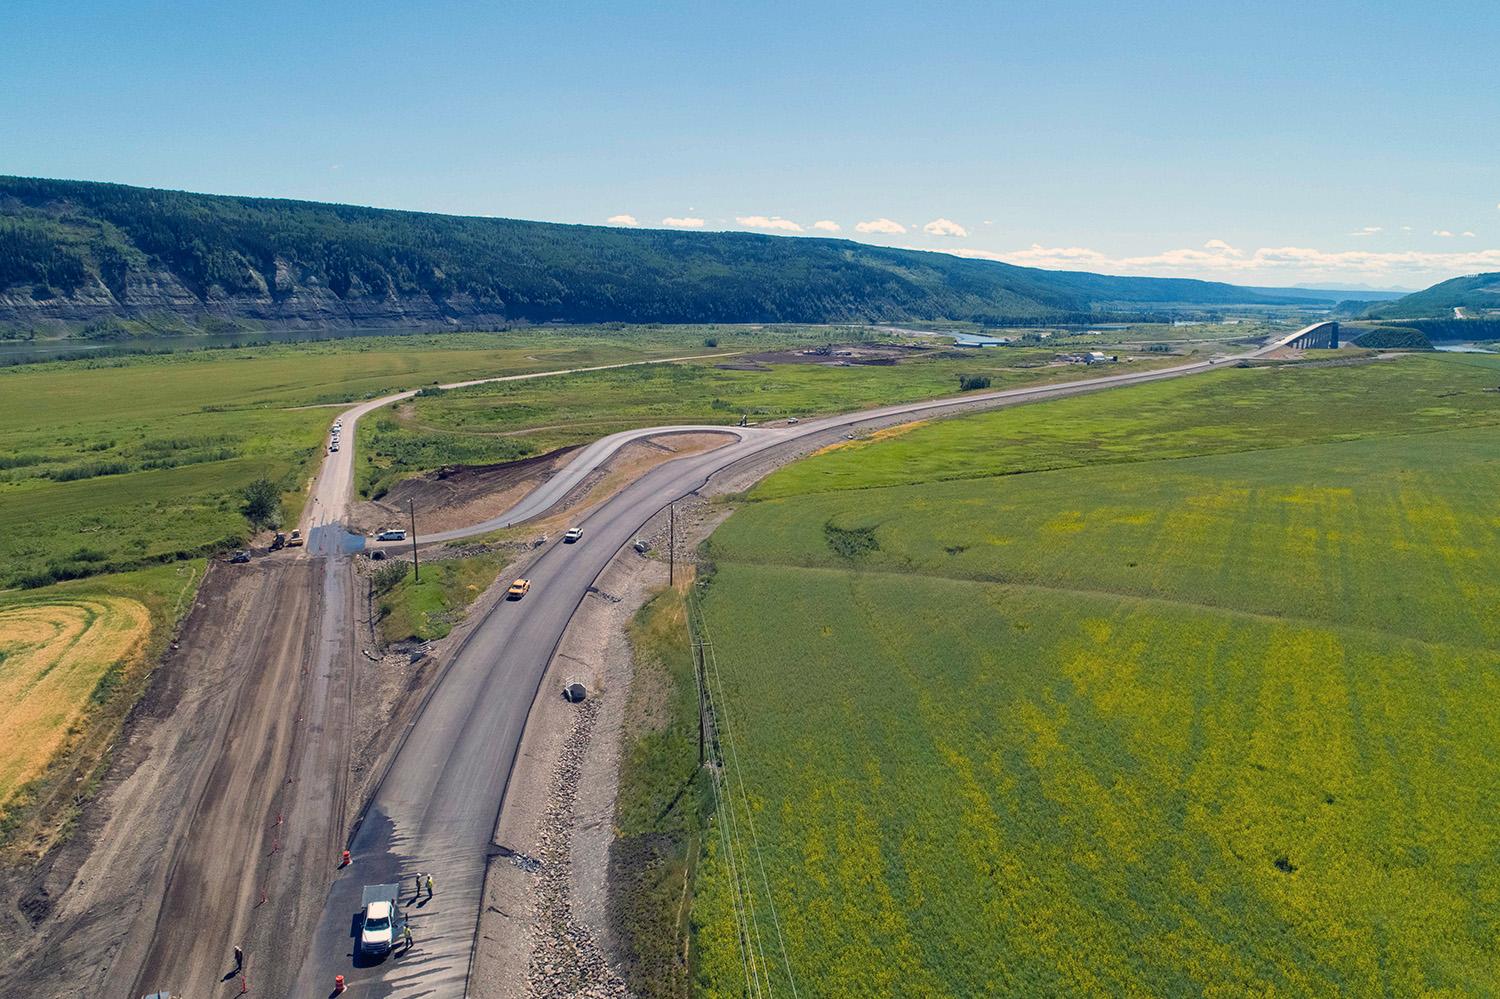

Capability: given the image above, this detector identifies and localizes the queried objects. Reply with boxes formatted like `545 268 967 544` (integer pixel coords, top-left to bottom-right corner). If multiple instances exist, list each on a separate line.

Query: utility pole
408 499 419 582
668 503 675 586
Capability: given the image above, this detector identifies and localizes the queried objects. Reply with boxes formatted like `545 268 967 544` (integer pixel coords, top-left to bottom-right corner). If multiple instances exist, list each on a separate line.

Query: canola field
691 352 1500 995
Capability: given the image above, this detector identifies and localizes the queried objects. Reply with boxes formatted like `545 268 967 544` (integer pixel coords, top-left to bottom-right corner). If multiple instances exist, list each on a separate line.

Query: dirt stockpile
355 446 580 535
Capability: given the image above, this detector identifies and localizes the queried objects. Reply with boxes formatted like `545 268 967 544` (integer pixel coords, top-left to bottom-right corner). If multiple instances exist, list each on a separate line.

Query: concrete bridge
1265 320 1339 351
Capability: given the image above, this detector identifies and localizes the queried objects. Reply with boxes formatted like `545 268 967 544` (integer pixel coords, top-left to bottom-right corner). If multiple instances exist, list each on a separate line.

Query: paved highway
290 347 1273 996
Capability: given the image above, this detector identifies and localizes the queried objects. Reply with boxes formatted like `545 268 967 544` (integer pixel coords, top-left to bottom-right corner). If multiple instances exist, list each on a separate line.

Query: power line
695 598 801 999
692 603 764 998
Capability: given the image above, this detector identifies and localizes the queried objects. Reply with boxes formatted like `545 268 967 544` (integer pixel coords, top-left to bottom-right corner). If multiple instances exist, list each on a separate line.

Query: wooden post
409 499 419 582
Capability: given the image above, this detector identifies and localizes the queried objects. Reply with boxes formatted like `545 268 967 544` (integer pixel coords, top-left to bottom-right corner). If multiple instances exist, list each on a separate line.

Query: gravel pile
638 496 715 564
525 697 632 999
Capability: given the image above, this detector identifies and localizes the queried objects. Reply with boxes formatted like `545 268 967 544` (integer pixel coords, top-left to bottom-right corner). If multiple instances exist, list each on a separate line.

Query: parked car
376 529 406 542
286 530 304 547
229 549 251 564
563 527 583 543
506 578 531 599
358 883 403 959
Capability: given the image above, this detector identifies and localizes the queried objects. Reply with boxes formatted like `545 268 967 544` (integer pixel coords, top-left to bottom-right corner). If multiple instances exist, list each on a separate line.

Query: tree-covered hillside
1364 272 1500 319
1 176 1308 331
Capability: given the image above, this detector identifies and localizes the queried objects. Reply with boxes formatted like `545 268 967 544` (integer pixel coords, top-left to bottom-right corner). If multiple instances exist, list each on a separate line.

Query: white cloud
662 216 706 229
855 217 906 234
983 220 994 225
1434 229 1455 237
944 238 1500 286
811 219 841 232
607 214 638 227
1202 238 1243 256
1462 231 1477 238
737 215 803 232
923 218 969 238
1350 226 1382 236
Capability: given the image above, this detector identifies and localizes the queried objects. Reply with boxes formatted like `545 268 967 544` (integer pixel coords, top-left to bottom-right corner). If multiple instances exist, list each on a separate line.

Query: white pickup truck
359 883 403 958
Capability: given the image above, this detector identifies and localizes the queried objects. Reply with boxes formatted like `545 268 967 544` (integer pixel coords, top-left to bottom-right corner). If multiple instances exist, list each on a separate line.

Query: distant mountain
1363 272 1500 319
0 176 1317 333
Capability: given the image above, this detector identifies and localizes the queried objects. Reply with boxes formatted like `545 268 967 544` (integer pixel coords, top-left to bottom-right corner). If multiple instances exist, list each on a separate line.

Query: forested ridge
1 176 1316 330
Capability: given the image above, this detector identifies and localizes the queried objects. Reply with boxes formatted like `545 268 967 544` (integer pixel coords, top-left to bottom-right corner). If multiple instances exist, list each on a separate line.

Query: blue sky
4 0 1497 288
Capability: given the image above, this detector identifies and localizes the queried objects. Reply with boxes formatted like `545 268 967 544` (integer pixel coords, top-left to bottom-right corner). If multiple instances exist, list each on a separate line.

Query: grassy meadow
374 552 508 643
0 326 779 588
358 343 1180 497
685 352 1500 995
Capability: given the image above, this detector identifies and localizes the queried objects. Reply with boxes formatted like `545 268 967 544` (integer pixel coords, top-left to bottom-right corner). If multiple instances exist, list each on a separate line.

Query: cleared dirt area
715 342 931 371
354 446 582 536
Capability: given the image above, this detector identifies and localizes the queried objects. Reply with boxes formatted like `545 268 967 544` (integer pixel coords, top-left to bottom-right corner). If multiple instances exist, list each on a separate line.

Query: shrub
241 477 281 528
824 521 880 558
372 560 411 595
958 373 992 391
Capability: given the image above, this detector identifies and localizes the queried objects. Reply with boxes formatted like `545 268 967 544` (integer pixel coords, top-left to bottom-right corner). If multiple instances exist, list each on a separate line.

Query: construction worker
403 922 413 950
426 873 434 899
233 945 244 972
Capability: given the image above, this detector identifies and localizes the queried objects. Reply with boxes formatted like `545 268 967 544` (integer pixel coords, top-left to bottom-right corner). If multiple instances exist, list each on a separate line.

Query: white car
376 529 406 542
563 527 583 543
329 442 339 452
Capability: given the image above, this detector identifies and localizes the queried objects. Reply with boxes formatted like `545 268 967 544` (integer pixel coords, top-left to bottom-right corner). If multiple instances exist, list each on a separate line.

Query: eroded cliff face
0 268 513 332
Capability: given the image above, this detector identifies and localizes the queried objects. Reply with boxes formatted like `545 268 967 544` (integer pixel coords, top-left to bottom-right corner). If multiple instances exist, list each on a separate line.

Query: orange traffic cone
340 849 351 867
334 974 345 994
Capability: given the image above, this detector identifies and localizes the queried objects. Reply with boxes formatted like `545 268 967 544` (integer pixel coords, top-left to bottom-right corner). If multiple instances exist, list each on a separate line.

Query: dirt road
129 556 357 996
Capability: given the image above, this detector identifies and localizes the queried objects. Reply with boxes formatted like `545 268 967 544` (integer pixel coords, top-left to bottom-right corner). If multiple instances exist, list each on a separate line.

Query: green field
0 326 782 588
683 352 1500 995
358 344 1180 497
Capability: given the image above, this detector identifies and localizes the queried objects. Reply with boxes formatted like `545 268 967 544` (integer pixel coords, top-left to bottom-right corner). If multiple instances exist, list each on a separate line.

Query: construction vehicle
358 883 404 958
286 529 303 548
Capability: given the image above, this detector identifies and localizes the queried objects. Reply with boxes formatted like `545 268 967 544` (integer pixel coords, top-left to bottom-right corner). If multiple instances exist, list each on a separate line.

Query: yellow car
506 578 531 600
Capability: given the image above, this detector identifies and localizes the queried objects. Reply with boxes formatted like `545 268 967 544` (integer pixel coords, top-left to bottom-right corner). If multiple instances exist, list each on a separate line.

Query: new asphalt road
292 348 1266 995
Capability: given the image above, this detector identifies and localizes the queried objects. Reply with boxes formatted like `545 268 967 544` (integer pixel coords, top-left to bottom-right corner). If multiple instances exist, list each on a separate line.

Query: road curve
290 347 1267 996
301 350 746 535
